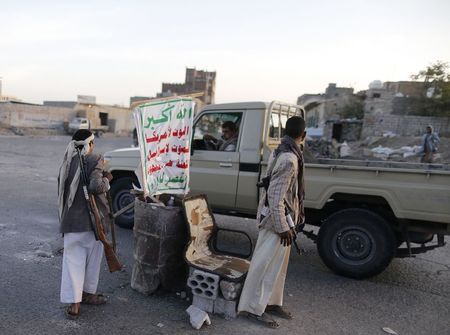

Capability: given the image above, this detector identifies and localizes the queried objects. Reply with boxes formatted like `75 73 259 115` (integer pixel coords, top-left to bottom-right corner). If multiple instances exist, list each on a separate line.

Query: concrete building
129 96 152 107
362 80 450 137
0 98 133 135
297 83 356 130
44 101 78 108
160 68 216 105
0 101 75 131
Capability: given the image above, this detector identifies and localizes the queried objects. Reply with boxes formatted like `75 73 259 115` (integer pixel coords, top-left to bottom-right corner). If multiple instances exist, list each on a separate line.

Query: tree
410 61 450 117
338 99 364 119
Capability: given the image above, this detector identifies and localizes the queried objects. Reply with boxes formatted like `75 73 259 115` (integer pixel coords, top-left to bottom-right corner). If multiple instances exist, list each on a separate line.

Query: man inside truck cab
203 121 238 152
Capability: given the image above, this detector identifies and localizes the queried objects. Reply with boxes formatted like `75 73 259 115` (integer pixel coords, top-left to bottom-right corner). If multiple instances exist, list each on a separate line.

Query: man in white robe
238 116 306 328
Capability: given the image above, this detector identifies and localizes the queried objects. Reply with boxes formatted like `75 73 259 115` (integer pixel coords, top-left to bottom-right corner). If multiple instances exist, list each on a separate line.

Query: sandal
65 304 80 320
245 312 280 329
265 305 293 320
81 292 107 305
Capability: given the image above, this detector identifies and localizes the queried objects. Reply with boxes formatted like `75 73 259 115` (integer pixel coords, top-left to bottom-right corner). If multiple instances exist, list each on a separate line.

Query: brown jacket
58 153 110 234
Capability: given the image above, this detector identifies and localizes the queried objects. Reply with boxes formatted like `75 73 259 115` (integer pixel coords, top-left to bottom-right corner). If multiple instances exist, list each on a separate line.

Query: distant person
203 121 238 151
58 129 113 319
421 125 440 163
238 116 306 329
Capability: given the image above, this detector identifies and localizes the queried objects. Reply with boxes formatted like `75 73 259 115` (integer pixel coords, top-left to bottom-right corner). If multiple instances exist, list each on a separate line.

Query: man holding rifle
238 116 306 329
58 129 115 319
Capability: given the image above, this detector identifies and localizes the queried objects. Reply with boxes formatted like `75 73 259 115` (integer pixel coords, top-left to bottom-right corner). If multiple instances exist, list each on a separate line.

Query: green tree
410 60 450 117
338 99 364 119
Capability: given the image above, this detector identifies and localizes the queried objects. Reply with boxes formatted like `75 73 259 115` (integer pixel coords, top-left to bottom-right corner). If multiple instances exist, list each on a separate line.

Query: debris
180 291 187 299
288 293 293 297
382 327 398 334
156 323 164 328
382 131 397 138
339 141 352 157
186 305 211 330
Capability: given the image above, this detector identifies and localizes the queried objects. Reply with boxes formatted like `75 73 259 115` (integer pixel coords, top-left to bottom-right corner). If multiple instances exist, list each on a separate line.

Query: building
297 83 356 130
160 68 216 105
130 96 152 107
1 96 133 135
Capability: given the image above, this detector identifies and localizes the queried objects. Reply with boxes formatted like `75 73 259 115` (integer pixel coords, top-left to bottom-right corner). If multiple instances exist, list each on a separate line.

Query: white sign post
134 98 195 196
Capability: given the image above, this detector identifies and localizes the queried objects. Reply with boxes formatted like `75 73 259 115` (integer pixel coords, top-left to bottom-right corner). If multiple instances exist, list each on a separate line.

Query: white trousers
60 231 104 303
237 228 291 316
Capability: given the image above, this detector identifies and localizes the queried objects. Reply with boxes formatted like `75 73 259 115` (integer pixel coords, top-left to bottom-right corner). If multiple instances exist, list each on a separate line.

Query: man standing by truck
238 116 306 329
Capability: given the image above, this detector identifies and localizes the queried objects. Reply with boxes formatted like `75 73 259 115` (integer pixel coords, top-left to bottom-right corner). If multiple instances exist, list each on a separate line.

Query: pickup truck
68 117 109 136
104 101 450 278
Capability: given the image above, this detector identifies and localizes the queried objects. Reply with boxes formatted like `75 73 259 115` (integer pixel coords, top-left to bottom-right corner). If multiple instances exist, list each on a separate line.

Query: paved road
0 135 449 335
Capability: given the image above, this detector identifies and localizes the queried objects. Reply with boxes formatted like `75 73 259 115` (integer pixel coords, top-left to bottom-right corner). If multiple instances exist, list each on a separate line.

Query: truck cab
105 101 304 227
68 117 90 133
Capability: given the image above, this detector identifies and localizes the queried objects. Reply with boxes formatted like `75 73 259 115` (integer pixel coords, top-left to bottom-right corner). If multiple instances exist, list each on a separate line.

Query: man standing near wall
238 116 306 329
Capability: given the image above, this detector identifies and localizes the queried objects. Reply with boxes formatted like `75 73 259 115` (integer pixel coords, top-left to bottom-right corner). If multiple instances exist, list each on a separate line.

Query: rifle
76 148 123 272
106 191 117 253
257 155 302 255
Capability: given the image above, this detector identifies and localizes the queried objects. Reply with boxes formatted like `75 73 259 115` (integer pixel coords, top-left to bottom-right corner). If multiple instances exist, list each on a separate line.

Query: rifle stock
89 194 123 272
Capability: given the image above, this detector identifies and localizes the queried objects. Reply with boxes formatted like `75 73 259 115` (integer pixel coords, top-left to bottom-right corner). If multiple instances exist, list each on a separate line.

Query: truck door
190 111 243 209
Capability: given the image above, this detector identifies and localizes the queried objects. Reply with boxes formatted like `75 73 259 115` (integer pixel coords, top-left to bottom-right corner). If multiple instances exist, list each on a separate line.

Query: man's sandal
245 312 280 329
265 305 293 320
65 305 80 320
81 293 107 305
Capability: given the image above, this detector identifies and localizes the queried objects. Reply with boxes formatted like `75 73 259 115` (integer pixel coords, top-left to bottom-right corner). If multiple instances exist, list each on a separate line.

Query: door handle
219 163 233 168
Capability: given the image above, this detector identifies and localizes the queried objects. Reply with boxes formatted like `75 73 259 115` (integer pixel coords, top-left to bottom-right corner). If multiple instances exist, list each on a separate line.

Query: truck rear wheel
317 208 396 279
110 177 137 229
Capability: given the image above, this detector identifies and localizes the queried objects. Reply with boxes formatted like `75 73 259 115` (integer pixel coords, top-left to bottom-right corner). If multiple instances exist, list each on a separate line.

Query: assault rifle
76 148 123 272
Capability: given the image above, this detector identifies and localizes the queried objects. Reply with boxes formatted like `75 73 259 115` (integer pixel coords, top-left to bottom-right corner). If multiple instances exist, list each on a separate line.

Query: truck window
269 111 291 139
192 112 242 151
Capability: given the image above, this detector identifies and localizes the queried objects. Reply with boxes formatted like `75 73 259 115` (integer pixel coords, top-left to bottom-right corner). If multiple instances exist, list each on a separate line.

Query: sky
1 0 450 107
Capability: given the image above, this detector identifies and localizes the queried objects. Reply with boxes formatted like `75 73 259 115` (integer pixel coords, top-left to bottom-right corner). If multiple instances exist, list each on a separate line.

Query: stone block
192 295 214 313
213 297 237 319
219 280 242 301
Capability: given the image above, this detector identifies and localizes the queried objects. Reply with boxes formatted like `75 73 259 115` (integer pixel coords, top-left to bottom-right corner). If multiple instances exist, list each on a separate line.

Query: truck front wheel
317 208 396 279
110 177 137 229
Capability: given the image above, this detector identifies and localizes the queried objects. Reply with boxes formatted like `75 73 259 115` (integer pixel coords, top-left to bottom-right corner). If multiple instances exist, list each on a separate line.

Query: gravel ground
0 134 449 335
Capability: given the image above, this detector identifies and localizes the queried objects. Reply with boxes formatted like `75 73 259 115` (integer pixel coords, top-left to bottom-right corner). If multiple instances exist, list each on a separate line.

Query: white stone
186 305 211 330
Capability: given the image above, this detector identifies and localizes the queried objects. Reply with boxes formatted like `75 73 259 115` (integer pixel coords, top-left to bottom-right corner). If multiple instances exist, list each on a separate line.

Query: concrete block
219 280 242 301
187 269 219 300
186 305 211 330
213 297 237 319
192 295 214 313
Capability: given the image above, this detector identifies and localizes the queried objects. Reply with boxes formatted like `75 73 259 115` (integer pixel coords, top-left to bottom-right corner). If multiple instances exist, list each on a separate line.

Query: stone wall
362 113 450 137
0 101 133 134
0 102 75 129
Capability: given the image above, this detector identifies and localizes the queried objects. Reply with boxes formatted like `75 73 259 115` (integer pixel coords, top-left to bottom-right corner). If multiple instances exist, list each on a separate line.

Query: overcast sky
1 0 449 106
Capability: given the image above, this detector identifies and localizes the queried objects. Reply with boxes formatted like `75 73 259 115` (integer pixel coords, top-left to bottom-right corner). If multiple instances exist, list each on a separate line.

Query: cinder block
186 305 211 330
219 280 242 301
187 269 219 300
213 297 237 319
193 295 214 313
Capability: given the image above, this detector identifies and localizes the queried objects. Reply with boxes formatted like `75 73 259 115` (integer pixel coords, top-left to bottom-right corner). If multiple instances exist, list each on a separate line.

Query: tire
317 208 396 279
110 177 137 229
